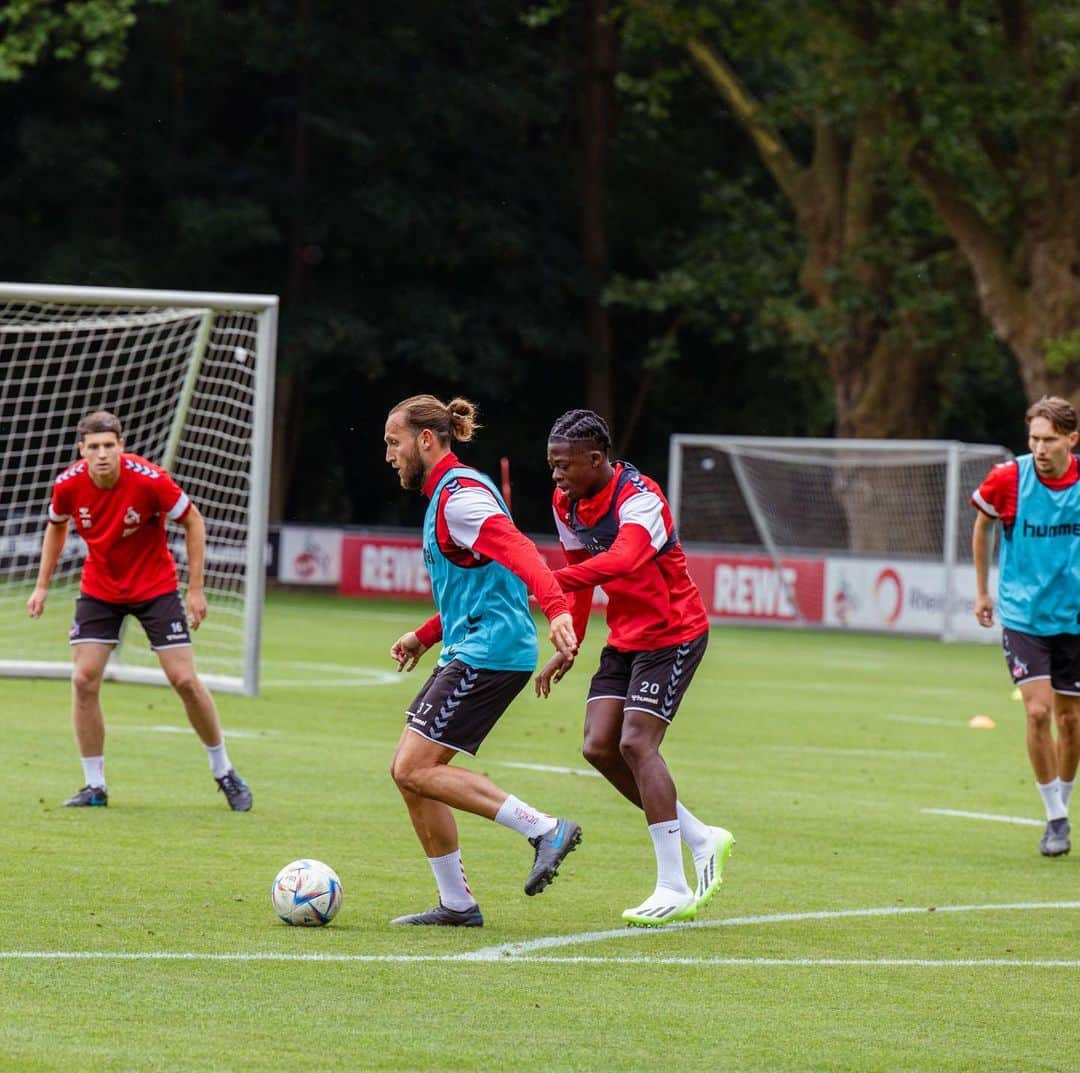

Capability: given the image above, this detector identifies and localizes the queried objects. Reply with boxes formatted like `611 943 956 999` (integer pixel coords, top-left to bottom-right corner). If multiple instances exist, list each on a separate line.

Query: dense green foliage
6 1 1067 528
1 592 1075 1071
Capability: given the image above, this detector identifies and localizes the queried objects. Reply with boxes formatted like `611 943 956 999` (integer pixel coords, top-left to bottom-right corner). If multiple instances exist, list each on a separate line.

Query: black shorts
405 660 531 756
70 591 192 651
1002 628 1080 695
587 631 709 724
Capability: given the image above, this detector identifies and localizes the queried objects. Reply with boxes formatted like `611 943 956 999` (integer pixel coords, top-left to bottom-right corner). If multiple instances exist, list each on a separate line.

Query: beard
397 447 424 490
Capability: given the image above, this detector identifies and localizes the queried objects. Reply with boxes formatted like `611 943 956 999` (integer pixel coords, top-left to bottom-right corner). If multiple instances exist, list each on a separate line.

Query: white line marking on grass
460 901 1080 960
772 745 946 759
883 714 965 727
263 677 403 688
921 808 1043 827
496 761 601 778
6 903 1078 967
2 951 1079 967
119 725 267 739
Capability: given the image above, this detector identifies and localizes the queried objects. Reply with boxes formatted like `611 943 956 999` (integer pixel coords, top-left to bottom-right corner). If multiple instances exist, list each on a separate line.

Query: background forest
3 0 1076 534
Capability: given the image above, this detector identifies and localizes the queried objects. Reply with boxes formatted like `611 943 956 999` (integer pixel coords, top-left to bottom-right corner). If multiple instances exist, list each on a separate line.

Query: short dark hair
548 409 611 453
77 410 123 441
1025 395 1078 434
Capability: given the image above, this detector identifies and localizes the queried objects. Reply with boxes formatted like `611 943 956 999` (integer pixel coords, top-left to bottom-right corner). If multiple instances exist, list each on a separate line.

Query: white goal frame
668 434 1012 641
0 281 278 695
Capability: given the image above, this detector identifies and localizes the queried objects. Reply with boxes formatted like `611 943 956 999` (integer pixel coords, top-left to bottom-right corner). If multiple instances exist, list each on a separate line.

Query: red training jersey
49 453 191 603
971 455 1080 526
413 453 569 648
552 461 709 651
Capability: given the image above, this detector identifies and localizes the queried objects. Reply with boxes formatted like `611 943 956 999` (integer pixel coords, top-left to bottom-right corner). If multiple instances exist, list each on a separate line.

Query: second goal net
0 282 277 695
668 435 1012 639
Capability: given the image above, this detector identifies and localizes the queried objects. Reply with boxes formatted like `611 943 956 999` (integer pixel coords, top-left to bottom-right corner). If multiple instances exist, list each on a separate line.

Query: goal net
0 282 277 695
668 435 1012 639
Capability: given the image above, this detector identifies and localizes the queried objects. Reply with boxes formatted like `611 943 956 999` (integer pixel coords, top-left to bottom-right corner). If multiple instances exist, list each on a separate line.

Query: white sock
494 794 557 839
648 820 692 896
81 755 105 789
205 742 232 780
676 801 711 856
1037 779 1067 821
1060 779 1075 813
428 850 476 911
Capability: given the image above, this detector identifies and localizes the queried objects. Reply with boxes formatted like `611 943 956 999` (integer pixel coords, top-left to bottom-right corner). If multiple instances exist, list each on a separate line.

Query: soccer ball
271 859 343 926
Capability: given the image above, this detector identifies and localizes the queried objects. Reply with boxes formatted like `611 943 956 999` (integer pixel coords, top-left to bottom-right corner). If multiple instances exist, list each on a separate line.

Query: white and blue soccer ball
271 859 343 926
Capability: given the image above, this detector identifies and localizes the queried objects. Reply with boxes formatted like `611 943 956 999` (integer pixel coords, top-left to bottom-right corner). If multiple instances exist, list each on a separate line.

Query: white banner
824 558 999 642
279 527 343 585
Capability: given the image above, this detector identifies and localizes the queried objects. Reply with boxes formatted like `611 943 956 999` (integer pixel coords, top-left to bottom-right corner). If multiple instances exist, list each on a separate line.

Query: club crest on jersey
121 506 142 537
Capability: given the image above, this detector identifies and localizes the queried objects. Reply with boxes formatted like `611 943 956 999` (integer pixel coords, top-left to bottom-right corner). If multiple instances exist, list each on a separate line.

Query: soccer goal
0 282 277 695
668 435 1013 640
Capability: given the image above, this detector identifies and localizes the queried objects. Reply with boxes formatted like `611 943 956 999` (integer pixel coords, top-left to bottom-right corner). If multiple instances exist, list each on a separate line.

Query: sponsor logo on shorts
69 620 80 639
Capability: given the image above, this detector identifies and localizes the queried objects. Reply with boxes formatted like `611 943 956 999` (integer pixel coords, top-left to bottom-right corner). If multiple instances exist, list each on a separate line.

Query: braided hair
548 409 611 454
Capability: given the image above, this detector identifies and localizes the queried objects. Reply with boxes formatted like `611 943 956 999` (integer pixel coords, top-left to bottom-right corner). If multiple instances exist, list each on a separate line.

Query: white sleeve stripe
554 511 584 551
48 509 70 523
616 490 667 551
166 492 190 521
443 486 502 550
971 489 999 518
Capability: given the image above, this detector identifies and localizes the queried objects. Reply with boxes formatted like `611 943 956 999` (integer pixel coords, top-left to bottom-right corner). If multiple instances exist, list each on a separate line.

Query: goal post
0 281 278 695
668 434 1012 641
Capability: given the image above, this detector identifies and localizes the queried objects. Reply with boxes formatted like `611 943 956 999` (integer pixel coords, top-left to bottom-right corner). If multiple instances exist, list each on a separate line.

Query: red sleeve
156 470 189 519
470 513 570 622
972 461 1017 524
559 547 593 642
50 479 70 521
415 614 442 649
554 523 655 590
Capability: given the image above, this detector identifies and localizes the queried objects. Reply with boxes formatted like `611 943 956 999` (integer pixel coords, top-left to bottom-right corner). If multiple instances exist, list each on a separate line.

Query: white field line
771 745 947 759
883 714 967 728
3 902 1078 967
115 725 268 739
921 808 1043 827
496 761 601 778
460 901 1080 960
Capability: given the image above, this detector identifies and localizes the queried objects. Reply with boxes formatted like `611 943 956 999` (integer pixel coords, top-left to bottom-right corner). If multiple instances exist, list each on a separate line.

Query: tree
627 1 1079 419
619 0 1013 445
0 0 164 90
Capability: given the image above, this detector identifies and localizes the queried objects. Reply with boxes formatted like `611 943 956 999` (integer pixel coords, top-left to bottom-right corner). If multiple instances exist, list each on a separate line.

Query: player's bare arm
391 631 427 672
27 518 69 618
534 650 575 698
972 509 997 627
178 504 208 629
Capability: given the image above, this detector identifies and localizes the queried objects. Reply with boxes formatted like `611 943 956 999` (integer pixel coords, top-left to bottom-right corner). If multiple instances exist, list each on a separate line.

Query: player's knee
390 756 423 794
168 670 203 701
71 666 103 697
1056 705 1080 736
582 734 616 770
1024 700 1052 729
618 730 655 768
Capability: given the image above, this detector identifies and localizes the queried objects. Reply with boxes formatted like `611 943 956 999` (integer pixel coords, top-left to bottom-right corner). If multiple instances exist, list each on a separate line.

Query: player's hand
186 587 208 630
535 652 573 698
391 632 427 672
26 586 48 618
975 594 994 628
548 612 578 661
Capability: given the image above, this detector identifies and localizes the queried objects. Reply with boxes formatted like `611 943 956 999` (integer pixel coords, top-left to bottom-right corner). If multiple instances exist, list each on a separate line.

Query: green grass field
2 591 1076 1072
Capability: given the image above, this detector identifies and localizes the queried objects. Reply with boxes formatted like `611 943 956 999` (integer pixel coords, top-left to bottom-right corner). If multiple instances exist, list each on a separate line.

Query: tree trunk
580 0 616 427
